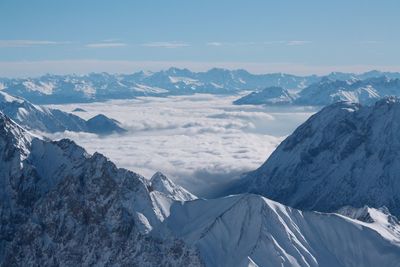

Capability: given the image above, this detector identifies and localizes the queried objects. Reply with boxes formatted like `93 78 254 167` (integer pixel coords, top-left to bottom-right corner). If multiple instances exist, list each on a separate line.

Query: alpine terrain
0 91 125 134
1 111 400 266
231 97 400 217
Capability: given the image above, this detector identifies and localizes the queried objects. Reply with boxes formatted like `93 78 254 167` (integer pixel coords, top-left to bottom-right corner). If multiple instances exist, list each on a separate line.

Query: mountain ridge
230 97 400 217
1 111 400 266
234 76 400 106
0 91 125 134
2 68 399 104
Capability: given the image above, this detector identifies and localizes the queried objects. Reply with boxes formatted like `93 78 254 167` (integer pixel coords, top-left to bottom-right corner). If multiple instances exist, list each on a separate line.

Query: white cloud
206 41 311 47
263 41 286 45
44 94 315 197
141 41 189 48
286 40 312 46
206 42 223 46
85 42 127 48
206 42 257 47
0 40 70 47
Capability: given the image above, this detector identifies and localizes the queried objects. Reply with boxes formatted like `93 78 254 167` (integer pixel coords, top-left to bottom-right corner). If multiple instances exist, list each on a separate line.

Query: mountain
71 107 86 112
234 75 400 107
1 112 400 266
233 86 296 105
0 68 322 104
0 91 125 134
324 70 400 81
0 112 201 266
4 69 399 105
150 172 196 201
85 114 126 135
295 76 400 106
160 194 400 267
230 97 400 217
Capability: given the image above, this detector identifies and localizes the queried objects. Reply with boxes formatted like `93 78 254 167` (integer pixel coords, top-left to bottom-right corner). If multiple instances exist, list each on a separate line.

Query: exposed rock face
0 113 202 266
231 97 400 216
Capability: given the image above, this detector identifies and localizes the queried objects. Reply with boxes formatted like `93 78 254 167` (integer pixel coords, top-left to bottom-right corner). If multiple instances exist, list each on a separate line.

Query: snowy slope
0 91 125 134
0 68 321 104
0 113 202 266
231 97 400 216
295 76 400 106
161 194 400 267
2 112 400 266
235 76 400 107
3 69 399 104
233 86 296 105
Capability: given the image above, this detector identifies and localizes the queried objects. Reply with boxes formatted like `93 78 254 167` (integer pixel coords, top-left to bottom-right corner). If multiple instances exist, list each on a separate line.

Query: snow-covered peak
150 171 196 201
231 97 400 217
0 117 202 265
296 76 400 105
161 194 400 267
2 112 400 266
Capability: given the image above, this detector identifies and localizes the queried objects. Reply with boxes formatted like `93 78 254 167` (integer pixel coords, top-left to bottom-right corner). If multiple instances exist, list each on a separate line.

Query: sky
1 0 400 76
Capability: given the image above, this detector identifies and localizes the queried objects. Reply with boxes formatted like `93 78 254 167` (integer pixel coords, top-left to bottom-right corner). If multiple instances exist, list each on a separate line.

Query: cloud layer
44 94 314 196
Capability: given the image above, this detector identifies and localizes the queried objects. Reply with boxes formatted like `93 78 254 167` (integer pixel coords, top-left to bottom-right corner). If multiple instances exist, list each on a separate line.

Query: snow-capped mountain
4 68 399 105
161 194 400 267
234 75 400 106
1 112 400 266
0 68 321 104
150 171 197 201
0 113 201 266
233 86 296 105
230 97 400 217
0 91 125 134
295 76 400 106
323 70 400 81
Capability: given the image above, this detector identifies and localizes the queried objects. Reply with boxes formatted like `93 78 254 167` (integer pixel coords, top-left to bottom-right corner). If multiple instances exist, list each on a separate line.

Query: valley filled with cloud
45 94 316 196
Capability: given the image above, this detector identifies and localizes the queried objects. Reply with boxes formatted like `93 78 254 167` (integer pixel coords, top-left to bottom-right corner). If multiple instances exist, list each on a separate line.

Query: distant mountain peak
234 86 295 105
86 114 126 134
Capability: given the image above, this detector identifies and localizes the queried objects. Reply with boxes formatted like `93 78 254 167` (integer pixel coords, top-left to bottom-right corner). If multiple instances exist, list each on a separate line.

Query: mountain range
2 68 400 104
1 103 400 266
234 76 400 106
230 97 400 217
0 113 200 266
0 91 125 134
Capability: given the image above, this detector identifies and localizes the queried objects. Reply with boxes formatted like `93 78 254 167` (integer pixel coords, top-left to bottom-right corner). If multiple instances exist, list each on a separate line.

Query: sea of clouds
45 94 317 197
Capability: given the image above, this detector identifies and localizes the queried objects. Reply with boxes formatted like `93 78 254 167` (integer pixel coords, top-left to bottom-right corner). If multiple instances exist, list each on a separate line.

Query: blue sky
1 0 399 76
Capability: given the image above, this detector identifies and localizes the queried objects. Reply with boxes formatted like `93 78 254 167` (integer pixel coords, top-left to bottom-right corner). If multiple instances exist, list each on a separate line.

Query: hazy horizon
1 0 400 77
2 64 400 79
